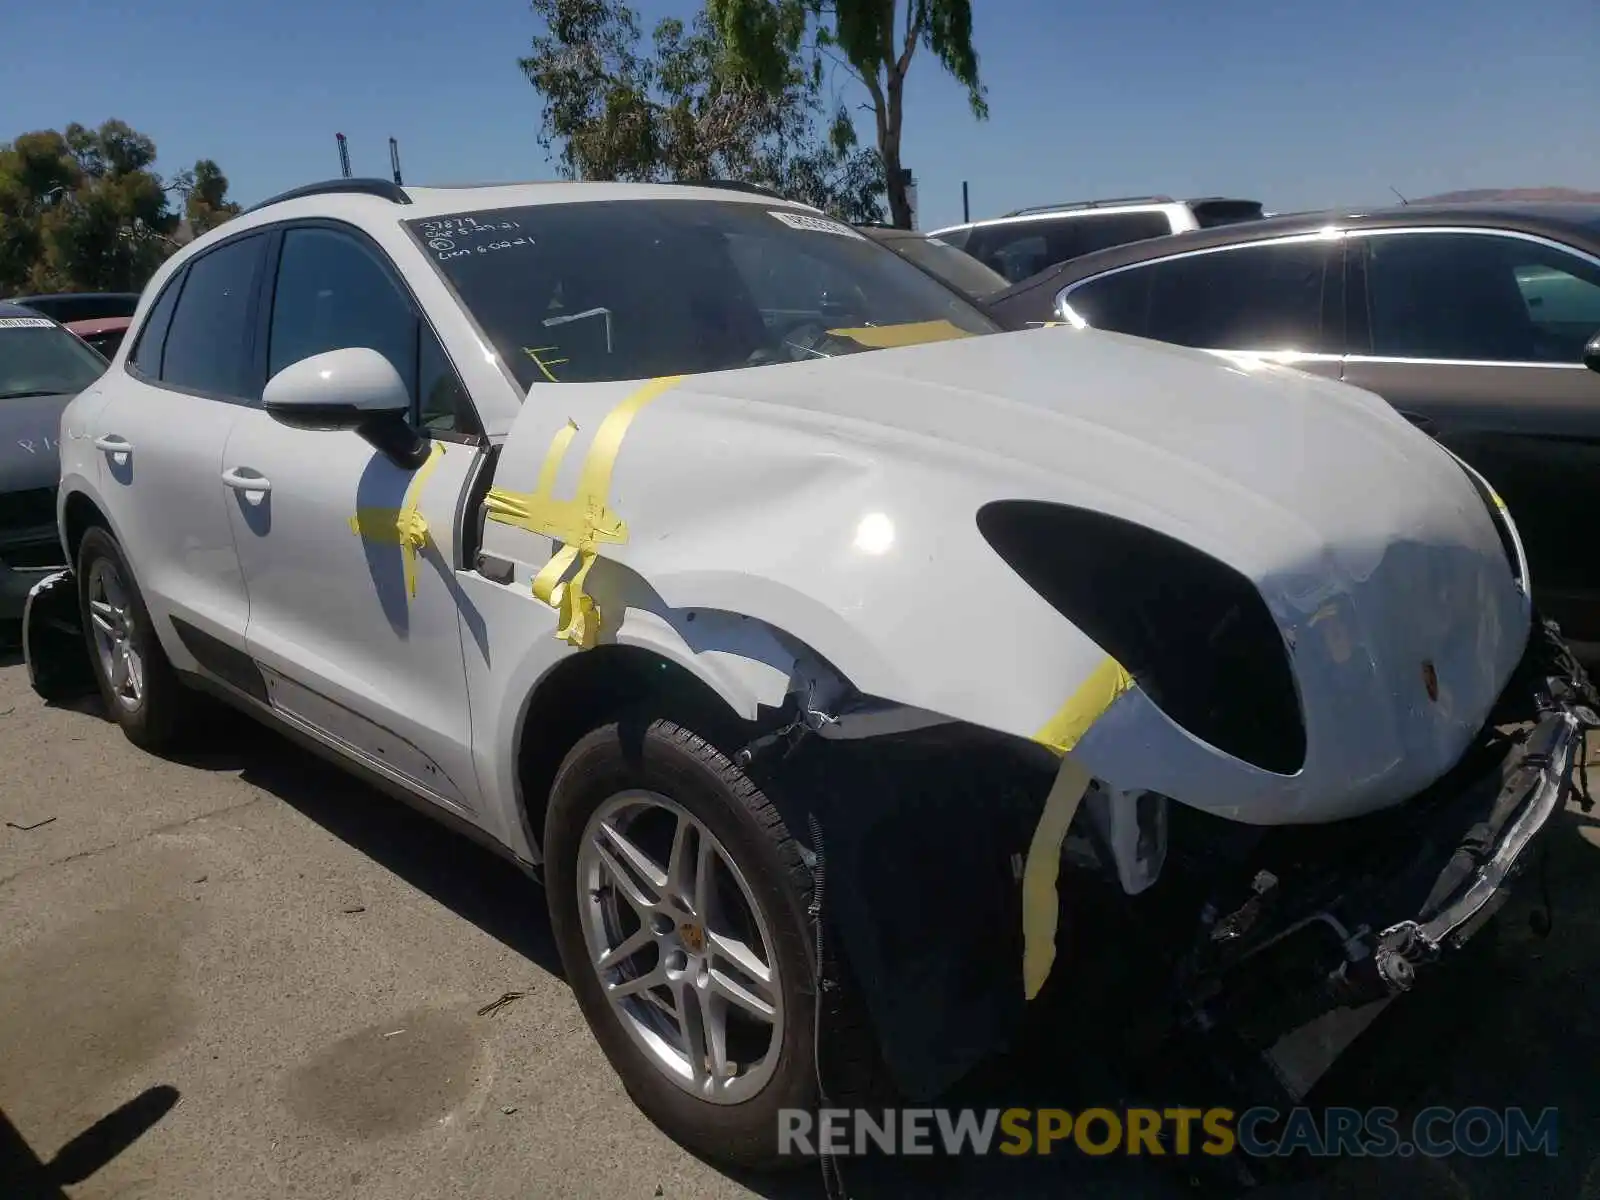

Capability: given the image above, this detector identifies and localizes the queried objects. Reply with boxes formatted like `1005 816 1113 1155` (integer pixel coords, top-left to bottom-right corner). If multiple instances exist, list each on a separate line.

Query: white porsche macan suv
26 177 1595 1172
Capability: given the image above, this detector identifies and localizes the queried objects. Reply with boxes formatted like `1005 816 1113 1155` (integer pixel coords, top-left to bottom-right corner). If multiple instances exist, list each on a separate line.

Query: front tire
544 717 822 1169
77 526 193 751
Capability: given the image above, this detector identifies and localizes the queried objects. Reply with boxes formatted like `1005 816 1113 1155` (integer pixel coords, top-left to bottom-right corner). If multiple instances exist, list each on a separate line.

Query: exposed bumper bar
1408 708 1579 951
1185 617 1599 1060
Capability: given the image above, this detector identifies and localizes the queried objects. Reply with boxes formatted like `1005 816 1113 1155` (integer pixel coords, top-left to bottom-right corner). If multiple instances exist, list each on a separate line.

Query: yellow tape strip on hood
824 319 974 350
483 374 685 647
348 441 446 600
1021 655 1135 1000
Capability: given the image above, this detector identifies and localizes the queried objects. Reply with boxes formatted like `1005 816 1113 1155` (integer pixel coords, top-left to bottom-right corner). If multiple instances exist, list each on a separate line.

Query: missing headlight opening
976 500 1306 774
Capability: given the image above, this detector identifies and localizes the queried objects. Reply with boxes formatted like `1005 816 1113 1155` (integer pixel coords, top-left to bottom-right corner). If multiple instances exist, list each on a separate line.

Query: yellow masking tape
1021 756 1092 1001
1032 655 1134 755
824 319 973 350
348 442 446 599
484 374 686 647
1020 653 1135 1001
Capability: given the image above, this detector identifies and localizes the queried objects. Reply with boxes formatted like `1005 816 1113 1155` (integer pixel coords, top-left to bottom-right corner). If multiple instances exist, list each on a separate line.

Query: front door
1342 228 1600 646
225 223 488 815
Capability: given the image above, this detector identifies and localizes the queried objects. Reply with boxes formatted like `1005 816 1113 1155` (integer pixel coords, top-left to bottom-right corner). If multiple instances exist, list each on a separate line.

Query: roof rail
675 178 788 200
244 178 412 215
1001 194 1175 219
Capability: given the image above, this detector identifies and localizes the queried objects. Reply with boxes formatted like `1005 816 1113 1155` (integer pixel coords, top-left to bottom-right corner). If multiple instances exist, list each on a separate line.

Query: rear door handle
94 434 133 456
221 467 272 496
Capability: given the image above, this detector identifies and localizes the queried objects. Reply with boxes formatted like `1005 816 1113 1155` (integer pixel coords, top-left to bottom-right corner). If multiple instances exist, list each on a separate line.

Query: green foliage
521 0 885 223
0 120 238 294
710 0 987 228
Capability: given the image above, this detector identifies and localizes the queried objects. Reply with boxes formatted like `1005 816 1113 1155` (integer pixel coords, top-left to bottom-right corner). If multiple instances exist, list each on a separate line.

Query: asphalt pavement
3 650 1600 1199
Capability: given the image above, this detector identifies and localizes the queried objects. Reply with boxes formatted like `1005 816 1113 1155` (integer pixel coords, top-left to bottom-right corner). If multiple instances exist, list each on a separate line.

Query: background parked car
988 201 1600 653
0 301 109 635
8 292 141 324
856 224 1010 299
928 194 1264 284
63 315 134 359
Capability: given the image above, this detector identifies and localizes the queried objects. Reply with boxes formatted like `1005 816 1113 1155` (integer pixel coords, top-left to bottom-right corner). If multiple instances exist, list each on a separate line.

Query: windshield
0 316 107 399
407 200 1000 389
881 234 1010 297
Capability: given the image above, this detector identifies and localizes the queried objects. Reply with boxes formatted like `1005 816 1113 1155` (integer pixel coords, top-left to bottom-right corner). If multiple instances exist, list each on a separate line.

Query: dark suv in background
990 202 1600 654
1 301 109 635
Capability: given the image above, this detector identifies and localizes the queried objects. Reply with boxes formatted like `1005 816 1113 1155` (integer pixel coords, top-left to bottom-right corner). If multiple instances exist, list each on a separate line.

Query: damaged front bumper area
776 618 1597 1109
1167 616 1598 1097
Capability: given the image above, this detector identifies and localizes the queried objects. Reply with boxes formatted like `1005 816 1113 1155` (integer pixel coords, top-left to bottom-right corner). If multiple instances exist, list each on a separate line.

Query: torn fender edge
24 568 95 701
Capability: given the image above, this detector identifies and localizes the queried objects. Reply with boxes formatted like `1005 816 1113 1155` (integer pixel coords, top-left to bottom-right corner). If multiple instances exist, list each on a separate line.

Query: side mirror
262 347 431 468
1585 331 1600 376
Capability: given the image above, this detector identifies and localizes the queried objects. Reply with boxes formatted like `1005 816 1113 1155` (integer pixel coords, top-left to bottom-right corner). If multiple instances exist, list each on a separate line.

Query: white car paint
55 181 1532 881
926 200 1203 244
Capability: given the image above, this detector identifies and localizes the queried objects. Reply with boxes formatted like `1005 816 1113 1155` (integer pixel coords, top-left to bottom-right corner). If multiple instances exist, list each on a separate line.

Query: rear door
1058 235 1347 381
94 232 267 660
1341 228 1600 644
223 221 489 816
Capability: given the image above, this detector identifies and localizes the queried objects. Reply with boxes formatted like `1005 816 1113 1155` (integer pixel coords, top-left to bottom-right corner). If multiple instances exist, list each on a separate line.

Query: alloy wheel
86 558 144 711
576 790 786 1104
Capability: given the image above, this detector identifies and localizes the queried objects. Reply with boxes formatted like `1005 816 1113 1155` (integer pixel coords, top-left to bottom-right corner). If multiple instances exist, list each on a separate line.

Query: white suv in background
929 194 1263 284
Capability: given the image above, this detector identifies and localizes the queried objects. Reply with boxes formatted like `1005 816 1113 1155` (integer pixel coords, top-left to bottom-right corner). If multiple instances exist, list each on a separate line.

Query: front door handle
93 434 133 458
221 467 272 496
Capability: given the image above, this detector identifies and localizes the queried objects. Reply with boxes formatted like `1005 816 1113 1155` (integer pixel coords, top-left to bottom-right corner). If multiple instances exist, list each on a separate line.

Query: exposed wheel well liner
513 645 757 859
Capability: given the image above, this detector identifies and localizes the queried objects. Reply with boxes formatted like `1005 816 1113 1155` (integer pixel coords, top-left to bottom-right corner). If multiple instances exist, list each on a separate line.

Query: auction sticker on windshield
767 210 867 239
0 318 55 329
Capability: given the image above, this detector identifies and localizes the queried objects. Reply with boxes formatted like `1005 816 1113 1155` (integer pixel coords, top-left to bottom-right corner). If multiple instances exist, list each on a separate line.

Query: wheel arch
513 646 758 864
509 601 863 862
61 486 114 566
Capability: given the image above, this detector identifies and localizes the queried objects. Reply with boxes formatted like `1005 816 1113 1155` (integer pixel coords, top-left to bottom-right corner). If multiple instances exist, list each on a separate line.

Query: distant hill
1414 187 1600 203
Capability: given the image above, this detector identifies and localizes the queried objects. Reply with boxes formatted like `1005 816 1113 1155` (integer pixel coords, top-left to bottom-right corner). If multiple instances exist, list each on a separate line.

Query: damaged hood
488 325 1530 823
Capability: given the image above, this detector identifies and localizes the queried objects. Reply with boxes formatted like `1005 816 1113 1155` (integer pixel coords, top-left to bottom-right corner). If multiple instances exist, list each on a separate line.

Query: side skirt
177 668 539 882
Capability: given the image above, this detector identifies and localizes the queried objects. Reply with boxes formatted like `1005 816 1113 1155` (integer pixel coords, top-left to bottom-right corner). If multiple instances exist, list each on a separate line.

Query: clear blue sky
6 0 1597 230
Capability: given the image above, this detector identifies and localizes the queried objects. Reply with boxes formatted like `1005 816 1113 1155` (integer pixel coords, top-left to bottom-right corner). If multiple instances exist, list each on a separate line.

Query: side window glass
1513 257 1600 362
418 328 478 435
1061 212 1172 260
1062 269 1152 337
269 228 419 397
970 230 1050 283
1362 233 1600 363
161 234 267 399
1145 242 1336 351
129 270 184 378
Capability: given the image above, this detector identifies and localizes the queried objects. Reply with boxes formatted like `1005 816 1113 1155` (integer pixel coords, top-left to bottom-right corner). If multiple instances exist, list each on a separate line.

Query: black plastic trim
244 178 412 214
169 616 268 703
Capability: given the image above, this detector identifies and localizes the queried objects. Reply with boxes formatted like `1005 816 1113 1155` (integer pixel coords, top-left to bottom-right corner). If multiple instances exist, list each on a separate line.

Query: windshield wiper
0 389 64 401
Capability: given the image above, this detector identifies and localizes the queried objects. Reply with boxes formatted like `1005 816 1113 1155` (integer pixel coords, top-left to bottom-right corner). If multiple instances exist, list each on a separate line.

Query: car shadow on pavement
167 707 564 980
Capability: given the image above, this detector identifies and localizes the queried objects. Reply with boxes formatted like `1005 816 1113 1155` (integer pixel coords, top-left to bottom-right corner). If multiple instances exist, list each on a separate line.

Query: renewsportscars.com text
778 1106 1559 1159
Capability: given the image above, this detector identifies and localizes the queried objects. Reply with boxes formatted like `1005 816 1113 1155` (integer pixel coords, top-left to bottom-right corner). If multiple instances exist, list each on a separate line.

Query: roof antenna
1389 186 1409 206
389 137 404 186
